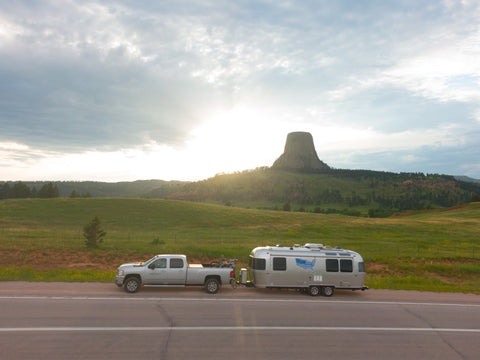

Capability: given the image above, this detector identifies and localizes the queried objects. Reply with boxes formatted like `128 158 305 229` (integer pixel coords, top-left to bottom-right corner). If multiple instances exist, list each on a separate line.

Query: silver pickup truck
115 254 235 294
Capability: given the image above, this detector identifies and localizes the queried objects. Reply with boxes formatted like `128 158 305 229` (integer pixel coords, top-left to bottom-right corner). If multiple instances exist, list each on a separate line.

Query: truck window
273 257 287 271
340 259 353 272
358 262 365 273
326 259 338 272
153 258 167 269
251 258 266 270
170 258 184 269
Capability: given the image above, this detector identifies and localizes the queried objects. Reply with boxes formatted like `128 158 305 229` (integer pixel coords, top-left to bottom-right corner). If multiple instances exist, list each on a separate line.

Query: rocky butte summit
271 131 330 172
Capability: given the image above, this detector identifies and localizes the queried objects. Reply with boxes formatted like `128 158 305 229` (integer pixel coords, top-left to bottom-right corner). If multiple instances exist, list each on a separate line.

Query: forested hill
0 179 182 199
2 168 480 217
146 167 480 217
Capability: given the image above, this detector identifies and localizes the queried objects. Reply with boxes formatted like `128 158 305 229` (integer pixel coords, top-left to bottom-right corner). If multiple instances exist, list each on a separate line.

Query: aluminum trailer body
246 243 367 296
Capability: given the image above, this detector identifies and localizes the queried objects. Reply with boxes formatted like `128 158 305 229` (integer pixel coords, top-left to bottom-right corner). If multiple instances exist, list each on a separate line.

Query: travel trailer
241 243 367 296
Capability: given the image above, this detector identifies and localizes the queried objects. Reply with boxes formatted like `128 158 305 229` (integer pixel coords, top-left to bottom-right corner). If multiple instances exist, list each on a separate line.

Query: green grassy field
1 198 479 293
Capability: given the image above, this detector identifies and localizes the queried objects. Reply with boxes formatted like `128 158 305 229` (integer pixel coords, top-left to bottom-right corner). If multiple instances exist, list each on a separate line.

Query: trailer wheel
322 286 334 297
308 286 320 296
205 278 220 294
124 277 141 293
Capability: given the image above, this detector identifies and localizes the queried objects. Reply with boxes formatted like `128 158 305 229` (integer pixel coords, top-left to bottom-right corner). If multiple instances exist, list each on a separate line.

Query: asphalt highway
1 282 479 359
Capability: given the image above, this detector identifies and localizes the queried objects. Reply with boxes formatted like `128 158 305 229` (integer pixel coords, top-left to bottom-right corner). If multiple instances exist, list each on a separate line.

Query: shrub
83 216 106 249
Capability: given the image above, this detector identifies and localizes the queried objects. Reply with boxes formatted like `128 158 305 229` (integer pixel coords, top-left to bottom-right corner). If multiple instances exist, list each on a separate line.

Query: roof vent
304 243 324 249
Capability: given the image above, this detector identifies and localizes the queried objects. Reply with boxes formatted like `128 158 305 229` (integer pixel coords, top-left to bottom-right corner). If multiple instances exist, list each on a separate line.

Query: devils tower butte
271 132 330 172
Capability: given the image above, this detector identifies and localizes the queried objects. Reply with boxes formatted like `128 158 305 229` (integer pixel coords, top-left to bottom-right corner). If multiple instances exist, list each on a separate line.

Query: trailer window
170 258 184 269
358 262 365 273
273 257 287 271
340 259 353 272
251 258 266 271
326 259 339 272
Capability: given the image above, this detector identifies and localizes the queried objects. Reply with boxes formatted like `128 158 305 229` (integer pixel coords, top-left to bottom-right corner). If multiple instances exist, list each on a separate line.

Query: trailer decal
295 258 316 271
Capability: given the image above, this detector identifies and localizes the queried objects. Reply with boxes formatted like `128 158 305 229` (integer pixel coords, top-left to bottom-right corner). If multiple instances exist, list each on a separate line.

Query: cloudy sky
1 0 480 182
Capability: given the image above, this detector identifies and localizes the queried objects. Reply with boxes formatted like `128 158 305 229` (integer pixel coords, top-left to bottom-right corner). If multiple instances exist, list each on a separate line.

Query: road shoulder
1 281 480 304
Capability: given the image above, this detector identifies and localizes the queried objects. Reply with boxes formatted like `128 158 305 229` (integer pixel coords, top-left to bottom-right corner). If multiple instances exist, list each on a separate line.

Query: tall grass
1 199 479 293
0 268 115 282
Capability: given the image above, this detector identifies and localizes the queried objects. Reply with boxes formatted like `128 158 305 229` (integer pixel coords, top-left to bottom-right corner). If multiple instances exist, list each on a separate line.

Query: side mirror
148 263 155 270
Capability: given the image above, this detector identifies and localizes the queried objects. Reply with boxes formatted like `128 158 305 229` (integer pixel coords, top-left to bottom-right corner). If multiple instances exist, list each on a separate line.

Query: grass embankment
0 198 479 293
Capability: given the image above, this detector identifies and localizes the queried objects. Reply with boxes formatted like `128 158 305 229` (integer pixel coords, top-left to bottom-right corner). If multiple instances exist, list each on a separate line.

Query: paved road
1 283 479 359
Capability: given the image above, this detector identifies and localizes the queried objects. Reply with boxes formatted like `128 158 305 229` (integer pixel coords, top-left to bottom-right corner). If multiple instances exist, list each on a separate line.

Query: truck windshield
141 256 157 266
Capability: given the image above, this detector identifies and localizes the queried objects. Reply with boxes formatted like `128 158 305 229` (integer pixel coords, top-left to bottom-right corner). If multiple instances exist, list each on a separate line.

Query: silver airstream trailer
244 243 367 296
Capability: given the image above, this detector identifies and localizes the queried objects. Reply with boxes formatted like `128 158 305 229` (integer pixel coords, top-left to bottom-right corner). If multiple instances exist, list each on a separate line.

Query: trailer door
270 257 289 286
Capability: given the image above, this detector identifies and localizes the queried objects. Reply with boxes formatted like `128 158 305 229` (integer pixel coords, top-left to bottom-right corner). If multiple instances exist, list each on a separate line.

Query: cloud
1 0 480 180
0 1 231 150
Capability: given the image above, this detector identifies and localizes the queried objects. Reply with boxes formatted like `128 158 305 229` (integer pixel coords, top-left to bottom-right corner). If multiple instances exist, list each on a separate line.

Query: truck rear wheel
124 277 140 293
322 286 334 297
205 278 220 294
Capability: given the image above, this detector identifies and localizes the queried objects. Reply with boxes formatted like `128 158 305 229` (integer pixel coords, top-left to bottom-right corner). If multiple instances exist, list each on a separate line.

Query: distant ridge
271 132 330 172
455 176 480 183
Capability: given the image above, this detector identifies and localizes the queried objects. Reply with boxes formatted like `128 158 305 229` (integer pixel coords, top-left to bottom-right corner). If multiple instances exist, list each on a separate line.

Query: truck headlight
118 270 125 276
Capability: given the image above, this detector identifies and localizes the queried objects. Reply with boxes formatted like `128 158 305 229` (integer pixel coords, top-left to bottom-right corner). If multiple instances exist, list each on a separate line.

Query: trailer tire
205 278 220 294
308 286 320 296
322 286 334 297
124 277 141 293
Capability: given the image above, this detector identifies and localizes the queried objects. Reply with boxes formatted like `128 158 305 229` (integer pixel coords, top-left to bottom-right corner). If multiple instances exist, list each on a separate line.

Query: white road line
0 295 479 307
0 326 479 333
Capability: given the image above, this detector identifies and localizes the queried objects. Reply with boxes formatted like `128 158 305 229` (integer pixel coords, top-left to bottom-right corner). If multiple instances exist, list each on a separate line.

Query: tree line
0 181 59 199
0 182 94 200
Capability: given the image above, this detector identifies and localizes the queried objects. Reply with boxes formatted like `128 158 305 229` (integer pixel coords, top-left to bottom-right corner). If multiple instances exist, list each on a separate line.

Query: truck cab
142 255 187 285
115 254 234 294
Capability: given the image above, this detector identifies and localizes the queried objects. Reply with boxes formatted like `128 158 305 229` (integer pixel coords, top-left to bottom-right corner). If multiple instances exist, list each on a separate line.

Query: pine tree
38 182 59 198
83 216 106 249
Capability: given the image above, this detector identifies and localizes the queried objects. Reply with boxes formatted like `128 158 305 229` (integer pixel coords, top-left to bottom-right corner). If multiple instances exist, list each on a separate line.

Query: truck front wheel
124 277 141 293
205 278 220 294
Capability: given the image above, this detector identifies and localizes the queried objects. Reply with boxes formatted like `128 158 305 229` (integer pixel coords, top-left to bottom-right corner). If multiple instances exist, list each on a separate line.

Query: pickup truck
115 254 235 294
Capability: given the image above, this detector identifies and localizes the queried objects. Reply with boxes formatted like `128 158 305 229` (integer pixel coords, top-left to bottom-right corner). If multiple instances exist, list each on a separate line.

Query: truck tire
322 286 334 297
205 278 220 294
308 286 320 296
124 277 141 293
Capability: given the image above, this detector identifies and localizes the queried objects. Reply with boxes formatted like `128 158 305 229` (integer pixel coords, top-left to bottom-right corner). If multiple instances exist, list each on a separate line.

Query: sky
1 0 480 182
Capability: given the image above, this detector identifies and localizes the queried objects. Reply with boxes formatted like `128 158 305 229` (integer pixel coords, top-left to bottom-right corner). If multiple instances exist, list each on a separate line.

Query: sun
186 106 287 176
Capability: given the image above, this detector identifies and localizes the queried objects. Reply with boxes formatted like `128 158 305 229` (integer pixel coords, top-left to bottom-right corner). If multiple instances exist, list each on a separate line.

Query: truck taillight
230 270 234 278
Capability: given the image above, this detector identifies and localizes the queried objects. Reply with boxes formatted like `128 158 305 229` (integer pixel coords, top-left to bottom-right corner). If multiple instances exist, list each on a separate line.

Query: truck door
168 257 187 285
143 257 168 285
